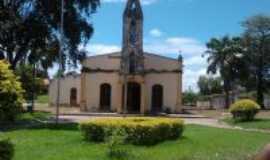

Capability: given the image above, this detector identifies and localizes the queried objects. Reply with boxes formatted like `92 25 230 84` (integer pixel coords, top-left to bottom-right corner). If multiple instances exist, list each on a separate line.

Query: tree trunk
257 41 265 109
257 68 265 109
224 79 230 109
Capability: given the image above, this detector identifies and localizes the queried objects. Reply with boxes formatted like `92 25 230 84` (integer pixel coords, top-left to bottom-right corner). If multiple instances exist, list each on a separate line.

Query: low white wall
49 75 81 106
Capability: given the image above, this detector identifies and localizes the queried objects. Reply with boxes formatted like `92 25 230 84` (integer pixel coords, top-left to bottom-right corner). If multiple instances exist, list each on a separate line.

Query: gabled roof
84 51 180 62
144 52 180 62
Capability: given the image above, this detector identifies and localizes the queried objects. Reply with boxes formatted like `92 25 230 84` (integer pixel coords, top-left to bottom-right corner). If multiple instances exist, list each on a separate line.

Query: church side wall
145 73 181 113
84 73 121 112
49 76 81 106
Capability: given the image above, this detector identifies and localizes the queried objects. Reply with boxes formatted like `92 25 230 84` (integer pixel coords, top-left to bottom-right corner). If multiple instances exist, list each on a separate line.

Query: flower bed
80 117 184 145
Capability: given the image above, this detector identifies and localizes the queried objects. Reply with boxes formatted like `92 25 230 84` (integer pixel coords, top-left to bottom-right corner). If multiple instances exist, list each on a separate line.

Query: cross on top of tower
124 0 143 19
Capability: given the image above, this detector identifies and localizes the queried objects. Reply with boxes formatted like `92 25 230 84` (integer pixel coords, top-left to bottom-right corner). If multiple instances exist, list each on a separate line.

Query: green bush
0 60 24 122
106 128 129 160
229 99 260 121
0 139 14 160
80 117 184 145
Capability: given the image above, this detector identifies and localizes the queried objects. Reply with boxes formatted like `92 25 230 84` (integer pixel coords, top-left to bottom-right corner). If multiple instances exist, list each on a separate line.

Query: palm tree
205 36 244 108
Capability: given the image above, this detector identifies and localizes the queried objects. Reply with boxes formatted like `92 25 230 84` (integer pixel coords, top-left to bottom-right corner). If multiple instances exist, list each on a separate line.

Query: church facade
49 0 183 114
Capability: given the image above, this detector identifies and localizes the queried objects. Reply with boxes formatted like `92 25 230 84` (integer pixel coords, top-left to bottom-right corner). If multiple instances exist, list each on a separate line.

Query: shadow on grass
226 118 270 124
32 123 79 131
1 111 80 132
1 122 80 132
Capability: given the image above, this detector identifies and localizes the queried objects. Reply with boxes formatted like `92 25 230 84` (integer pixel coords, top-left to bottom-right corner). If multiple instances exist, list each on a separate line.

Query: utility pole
56 0 64 124
31 62 36 113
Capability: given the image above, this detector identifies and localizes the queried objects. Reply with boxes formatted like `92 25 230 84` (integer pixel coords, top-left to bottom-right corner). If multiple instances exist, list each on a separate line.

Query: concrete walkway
56 114 270 133
57 114 230 128
59 115 232 128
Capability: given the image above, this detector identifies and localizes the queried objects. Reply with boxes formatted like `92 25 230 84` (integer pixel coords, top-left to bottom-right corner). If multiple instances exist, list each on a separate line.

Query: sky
50 0 270 91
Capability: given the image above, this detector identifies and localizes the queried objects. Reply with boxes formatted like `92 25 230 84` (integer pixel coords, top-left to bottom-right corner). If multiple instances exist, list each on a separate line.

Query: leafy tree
0 0 100 70
197 75 223 96
197 76 211 95
15 64 45 101
183 88 198 106
205 36 244 108
0 60 24 122
242 15 270 109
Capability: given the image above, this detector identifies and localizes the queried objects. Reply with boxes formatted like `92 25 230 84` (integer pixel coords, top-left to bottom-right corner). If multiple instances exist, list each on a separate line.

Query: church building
49 0 183 114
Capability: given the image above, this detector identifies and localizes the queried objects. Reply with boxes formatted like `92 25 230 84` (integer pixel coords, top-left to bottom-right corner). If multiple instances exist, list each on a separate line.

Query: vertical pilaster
80 73 87 111
175 73 183 113
117 78 123 113
176 55 183 113
140 80 148 114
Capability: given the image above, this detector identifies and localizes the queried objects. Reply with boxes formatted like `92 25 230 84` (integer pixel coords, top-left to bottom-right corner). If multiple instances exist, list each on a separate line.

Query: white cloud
183 68 206 92
84 44 121 55
101 0 158 5
184 55 206 66
149 28 163 37
145 37 206 57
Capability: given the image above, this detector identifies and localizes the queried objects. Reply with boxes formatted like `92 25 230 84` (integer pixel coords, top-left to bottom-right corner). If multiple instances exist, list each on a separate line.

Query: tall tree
242 15 270 109
205 36 244 108
197 76 211 95
197 75 223 95
183 88 198 106
0 0 100 70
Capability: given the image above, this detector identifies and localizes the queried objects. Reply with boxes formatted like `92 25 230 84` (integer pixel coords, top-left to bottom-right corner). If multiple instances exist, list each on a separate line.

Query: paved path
56 114 270 133
57 114 231 129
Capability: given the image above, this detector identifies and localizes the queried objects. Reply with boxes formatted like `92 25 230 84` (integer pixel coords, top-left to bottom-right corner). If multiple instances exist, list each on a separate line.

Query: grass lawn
36 94 49 104
2 123 270 160
223 118 270 130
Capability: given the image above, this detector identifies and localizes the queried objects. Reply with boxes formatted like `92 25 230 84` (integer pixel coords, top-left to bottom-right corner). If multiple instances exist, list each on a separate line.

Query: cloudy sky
52 0 270 91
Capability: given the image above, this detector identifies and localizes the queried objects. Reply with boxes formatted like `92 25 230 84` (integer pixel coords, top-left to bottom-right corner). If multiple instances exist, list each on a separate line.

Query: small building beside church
49 0 183 114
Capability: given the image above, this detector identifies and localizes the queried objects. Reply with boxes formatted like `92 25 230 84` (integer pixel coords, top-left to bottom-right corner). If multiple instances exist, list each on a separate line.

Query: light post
56 0 65 124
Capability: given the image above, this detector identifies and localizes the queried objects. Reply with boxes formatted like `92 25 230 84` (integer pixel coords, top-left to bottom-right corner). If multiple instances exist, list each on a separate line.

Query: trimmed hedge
229 99 260 121
80 117 184 145
0 139 14 160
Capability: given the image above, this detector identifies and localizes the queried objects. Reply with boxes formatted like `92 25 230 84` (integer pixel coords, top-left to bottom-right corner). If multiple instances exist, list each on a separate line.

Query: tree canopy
242 14 270 108
0 0 100 70
205 36 244 108
197 75 223 96
204 15 270 108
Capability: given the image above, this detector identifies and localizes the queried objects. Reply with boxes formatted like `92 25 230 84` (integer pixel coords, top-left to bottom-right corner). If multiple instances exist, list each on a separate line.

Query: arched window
151 84 163 113
70 88 77 106
100 83 111 111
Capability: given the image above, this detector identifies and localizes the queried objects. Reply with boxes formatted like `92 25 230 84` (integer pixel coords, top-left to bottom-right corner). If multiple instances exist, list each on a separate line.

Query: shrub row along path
55 114 270 133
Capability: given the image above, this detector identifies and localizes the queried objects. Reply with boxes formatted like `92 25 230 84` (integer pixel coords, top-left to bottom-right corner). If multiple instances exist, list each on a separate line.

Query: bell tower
121 0 144 75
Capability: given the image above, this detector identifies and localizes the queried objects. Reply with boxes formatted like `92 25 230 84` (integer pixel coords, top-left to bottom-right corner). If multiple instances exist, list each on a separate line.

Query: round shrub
0 139 14 160
0 60 24 122
80 117 184 145
229 99 260 121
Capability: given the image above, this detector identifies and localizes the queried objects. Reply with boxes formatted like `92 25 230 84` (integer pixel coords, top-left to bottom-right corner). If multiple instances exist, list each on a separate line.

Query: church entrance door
127 82 141 113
